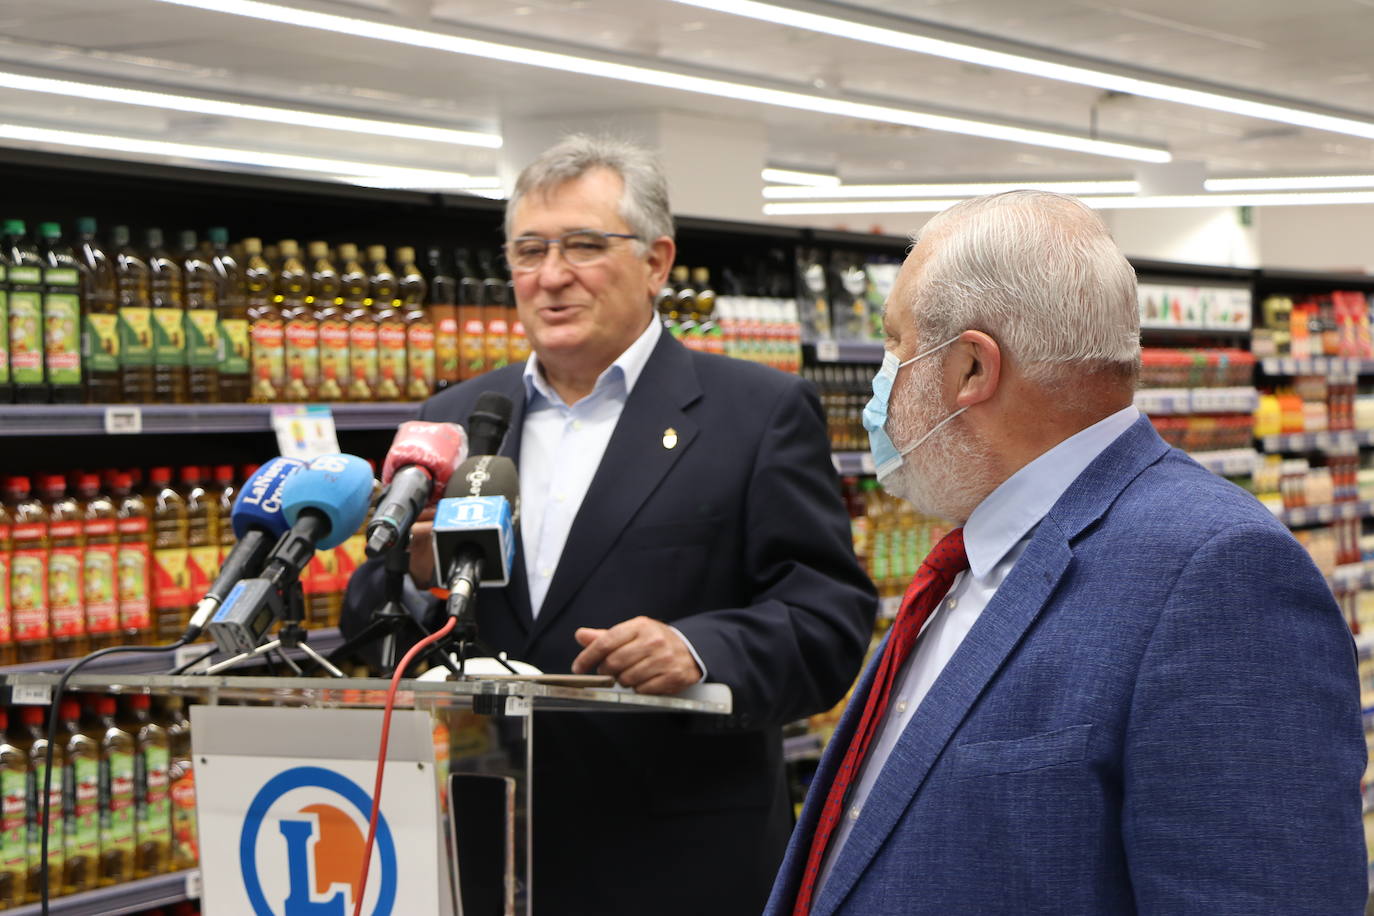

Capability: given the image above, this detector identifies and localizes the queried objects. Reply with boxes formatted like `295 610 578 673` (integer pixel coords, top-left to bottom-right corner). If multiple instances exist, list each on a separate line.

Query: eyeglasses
505 230 640 272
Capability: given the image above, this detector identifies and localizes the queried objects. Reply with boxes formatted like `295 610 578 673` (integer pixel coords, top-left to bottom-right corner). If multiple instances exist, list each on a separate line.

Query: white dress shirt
817 405 1140 892
520 317 662 616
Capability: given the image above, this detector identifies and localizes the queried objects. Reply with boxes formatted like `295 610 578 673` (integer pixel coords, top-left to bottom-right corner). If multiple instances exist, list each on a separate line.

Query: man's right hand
407 507 438 587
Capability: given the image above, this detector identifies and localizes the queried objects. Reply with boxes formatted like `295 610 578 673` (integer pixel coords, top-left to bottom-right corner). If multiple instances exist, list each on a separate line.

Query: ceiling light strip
764 179 1140 199
669 0 1374 140
1206 175 1374 191
765 190 1374 215
761 167 841 186
151 0 1170 163
0 71 500 148
0 123 483 185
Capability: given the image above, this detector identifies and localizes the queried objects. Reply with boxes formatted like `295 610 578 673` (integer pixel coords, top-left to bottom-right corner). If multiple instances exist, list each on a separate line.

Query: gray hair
907 190 1140 386
505 134 675 248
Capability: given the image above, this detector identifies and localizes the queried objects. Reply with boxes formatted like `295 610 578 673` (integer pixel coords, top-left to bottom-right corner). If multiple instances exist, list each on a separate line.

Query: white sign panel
272 405 341 460
192 706 452 916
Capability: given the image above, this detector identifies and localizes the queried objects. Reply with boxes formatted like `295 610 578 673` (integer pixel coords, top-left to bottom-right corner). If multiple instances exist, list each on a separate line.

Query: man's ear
644 236 676 297
950 330 1001 408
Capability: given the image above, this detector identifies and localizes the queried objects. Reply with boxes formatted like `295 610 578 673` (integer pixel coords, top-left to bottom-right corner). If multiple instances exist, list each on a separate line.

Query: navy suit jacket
767 416 1367 915
342 331 877 915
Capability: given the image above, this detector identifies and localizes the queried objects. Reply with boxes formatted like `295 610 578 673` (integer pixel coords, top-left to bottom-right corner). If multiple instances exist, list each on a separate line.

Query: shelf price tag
860 453 876 475
271 406 340 460
504 696 531 717
814 339 840 363
10 683 52 705
185 869 203 898
103 406 142 435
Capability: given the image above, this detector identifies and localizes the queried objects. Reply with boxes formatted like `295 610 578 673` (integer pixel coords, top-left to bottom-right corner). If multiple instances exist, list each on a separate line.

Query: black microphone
467 391 514 456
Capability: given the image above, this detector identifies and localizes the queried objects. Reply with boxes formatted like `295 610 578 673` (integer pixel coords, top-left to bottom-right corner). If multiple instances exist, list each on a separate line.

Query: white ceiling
0 0 1371 199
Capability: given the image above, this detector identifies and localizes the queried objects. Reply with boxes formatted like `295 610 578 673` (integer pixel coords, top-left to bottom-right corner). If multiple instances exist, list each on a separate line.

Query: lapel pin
662 427 678 449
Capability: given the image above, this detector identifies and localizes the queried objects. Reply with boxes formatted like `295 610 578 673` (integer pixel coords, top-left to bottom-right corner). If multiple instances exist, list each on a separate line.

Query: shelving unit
6 870 199 916
0 403 421 437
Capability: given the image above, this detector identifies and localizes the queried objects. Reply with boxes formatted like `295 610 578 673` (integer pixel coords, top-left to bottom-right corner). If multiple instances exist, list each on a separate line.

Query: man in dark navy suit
343 135 876 915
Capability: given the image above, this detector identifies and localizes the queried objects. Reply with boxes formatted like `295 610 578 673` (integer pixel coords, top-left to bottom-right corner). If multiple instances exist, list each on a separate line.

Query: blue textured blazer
767 415 1367 915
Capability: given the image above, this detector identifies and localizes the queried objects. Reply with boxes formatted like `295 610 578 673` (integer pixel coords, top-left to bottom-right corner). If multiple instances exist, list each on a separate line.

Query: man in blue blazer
768 190 1367 915
341 135 877 915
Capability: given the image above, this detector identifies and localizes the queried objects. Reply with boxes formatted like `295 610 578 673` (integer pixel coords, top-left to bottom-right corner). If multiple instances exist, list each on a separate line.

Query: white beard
882 357 996 524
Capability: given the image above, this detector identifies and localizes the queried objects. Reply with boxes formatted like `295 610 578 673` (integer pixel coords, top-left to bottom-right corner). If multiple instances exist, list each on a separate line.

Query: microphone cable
351 616 456 916
37 638 189 915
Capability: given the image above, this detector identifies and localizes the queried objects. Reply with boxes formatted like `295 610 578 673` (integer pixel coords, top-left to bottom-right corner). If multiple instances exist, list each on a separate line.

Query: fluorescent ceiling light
764 179 1140 199
0 71 500 148
0 123 481 185
761 167 840 186
335 174 502 190
765 190 1374 215
667 0 1374 142
1206 175 1374 192
151 0 1170 163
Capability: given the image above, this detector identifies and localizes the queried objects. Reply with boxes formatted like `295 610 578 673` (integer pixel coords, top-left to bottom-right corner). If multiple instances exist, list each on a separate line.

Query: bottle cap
76 217 97 236
146 227 164 249
60 698 80 721
2 219 24 236
208 227 229 245
20 706 44 727
149 466 172 486
214 464 235 484
97 696 117 716
39 222 61 240
179 466 203 486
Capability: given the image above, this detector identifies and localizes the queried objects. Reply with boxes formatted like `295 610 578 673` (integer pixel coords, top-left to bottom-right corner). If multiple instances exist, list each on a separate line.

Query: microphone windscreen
443 455 520 520
467 392 515 456
230 457 306 540
280 453 375 550
380 422 469 500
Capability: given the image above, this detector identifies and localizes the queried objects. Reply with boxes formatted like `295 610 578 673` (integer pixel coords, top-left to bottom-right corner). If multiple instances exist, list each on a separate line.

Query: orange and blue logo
239 766 397 916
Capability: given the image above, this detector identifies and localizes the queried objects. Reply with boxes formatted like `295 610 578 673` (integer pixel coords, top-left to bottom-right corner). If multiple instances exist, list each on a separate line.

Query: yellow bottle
164 697 198 872
19 704 60 904
5 476 51 663
95 696 135 887
111 472 153 646
128 694 170 879
0 709 28 909
42 474 88 660
148 467 190 643
58 698 98 895
77 474 120 651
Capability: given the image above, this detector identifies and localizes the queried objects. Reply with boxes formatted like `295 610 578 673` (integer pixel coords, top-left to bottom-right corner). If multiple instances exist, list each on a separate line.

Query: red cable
352 616 457 916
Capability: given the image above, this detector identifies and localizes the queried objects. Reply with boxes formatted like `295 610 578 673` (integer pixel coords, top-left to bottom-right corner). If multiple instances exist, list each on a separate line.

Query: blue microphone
208 454 374 655
183 457 305 641
434 455 519 622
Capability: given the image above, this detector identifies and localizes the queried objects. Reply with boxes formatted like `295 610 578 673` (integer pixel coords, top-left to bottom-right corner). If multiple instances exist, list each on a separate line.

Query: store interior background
1 0 1371 270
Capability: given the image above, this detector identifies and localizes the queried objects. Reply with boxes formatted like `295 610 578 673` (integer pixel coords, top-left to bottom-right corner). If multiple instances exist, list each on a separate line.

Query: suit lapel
527 334 701 645
812 416 1172 915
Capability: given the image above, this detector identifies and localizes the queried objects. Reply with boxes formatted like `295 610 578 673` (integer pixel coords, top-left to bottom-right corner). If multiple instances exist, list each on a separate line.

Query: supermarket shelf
833 451 876 476
1331 561 1374 594
1273 500 1374 528
1256 267 1374 294
1260 357 1374 377
1134 387 1258 415
0 403 420 436
1138 325 1252 340
1186 448 1259 477
1261 430 1374 454
8 869 199 916
806 339 884 364
783 731 826 764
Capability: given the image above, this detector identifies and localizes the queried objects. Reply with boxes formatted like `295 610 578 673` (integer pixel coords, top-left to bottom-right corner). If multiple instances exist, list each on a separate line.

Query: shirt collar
964 405 1140 579
522 315 662 407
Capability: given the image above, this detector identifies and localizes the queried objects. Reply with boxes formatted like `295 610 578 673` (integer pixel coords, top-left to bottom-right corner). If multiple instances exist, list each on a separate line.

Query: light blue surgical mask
863 335 965 482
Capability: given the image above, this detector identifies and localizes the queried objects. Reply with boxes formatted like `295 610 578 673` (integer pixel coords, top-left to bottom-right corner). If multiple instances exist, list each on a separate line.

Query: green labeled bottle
163 697 197 871
4 221 46 403
19 704 61 903
75 218 119 403
0 709 27 908
39 223 84 403
0 235 11 403
112 226 154 404
126 694 169 879
58 698 98 895
180 230 219 404
209 228 250 403
95 696 135 887
147 228 188 404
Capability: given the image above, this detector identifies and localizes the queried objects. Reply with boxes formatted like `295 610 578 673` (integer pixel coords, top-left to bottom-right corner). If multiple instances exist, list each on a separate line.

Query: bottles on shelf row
1253 291 1374 360
0 465 362 665
0 219 529 405
804 363 872 451
657 266 803 372
1139 348 1255 388
841 476 951 601
0 693 196 908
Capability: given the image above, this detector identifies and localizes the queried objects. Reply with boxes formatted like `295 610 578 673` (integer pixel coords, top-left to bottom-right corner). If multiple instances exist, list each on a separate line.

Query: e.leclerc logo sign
239 766 397 916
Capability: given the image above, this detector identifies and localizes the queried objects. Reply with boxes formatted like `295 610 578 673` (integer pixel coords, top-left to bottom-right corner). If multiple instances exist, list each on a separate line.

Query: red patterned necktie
791 526 969 915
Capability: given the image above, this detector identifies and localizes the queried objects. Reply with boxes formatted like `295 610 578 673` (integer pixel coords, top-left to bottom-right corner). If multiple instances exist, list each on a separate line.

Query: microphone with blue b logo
208 453 374 664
